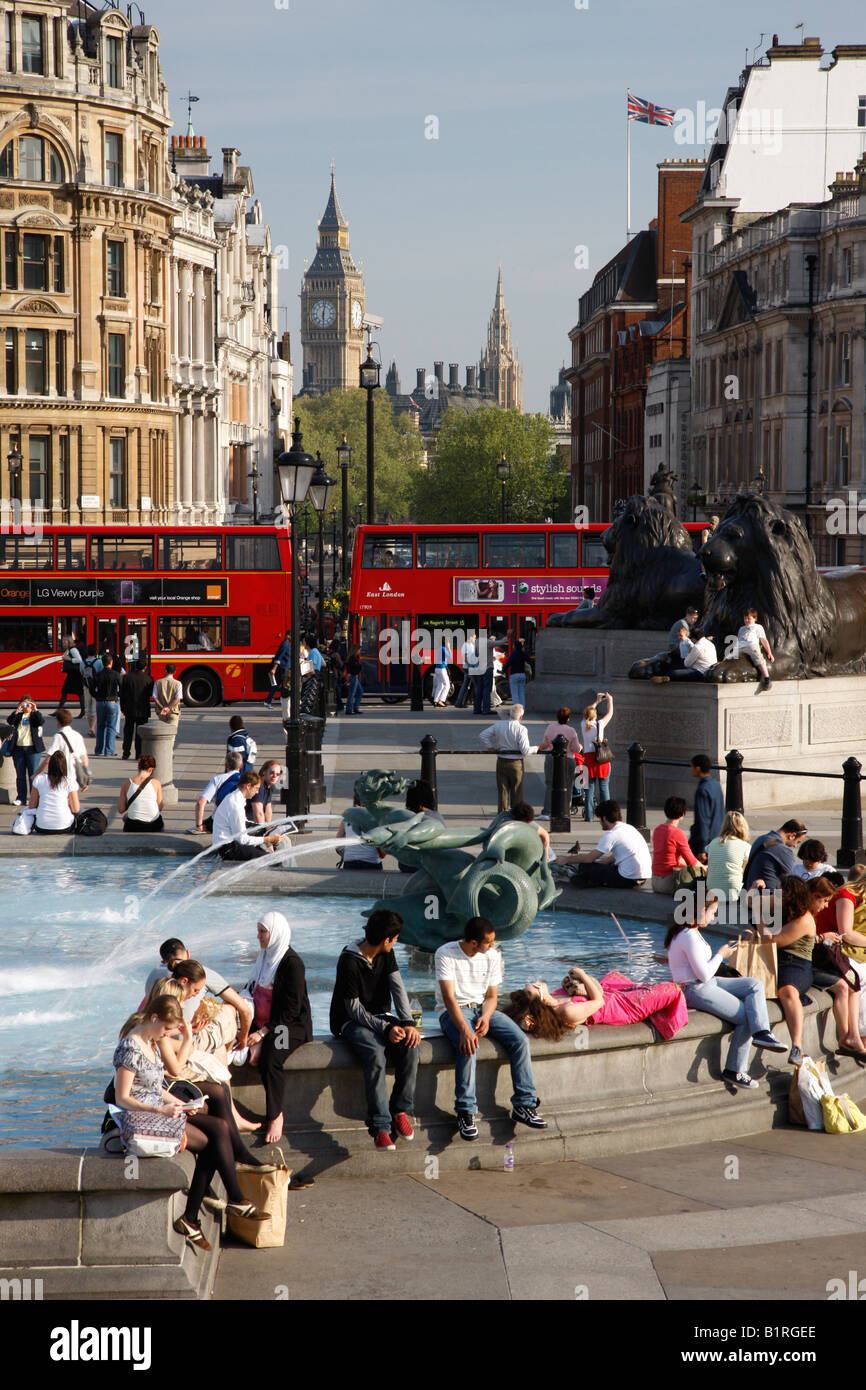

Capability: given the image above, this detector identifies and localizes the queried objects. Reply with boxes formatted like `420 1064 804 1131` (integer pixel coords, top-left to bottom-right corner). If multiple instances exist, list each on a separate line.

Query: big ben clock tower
300 167 366 393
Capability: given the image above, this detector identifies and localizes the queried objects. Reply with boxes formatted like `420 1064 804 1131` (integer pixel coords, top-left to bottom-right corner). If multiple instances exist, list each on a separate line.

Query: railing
417 733 576 833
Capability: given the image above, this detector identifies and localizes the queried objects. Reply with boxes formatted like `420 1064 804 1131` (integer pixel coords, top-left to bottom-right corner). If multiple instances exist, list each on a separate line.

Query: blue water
0 857 671 1147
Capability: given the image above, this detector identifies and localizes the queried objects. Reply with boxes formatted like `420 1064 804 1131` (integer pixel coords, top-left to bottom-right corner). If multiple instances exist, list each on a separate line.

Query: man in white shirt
478 704 536 812
192 751 243 833
435 916 547 1141
672 626 718 681
212 770 283 861
37 709 88 782
454 633 478 709
560 799 651 889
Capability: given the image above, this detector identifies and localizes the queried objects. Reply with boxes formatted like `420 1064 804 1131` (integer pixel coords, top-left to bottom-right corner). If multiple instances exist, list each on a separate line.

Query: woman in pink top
505 969 688 1040
536 707 582 818
651 795 701 895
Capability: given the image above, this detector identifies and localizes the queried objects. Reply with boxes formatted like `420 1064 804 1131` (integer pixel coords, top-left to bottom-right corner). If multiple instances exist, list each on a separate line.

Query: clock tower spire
300 168 366 393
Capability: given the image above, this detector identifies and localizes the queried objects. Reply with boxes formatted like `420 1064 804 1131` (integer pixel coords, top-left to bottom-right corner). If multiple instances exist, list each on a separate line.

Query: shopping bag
228 1160 291 1248
821 1093 866 1134
731 935 778 999
797 1055 834 1131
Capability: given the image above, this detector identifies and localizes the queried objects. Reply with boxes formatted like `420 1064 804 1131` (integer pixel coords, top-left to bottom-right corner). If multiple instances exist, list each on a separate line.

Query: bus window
483 533 545 569
158 617 222 652
0 535 54 569
580 536 609 569
550 533 579 568
56 536 87 570
0 617 53 651
161 535 222 570
361 535 413 569
417 535 479 568
225 615 251 647
226 534 279 570
488 614 510 645
359 614 379 656
56 617 87 650
91 535 154 571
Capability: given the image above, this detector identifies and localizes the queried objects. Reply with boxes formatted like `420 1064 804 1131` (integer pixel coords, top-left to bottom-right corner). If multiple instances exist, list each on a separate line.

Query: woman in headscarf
245 912 313 1144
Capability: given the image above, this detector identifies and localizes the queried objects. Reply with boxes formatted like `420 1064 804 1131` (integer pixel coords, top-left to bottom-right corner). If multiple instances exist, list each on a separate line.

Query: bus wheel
381 693 407 705
182 668 222 707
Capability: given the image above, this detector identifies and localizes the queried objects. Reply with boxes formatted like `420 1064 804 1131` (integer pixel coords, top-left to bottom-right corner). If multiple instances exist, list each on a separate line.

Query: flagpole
626 92 631 241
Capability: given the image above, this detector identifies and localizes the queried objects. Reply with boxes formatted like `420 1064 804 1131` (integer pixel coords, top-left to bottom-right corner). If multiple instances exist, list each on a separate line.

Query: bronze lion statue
701 493 866 680
549 495 704 629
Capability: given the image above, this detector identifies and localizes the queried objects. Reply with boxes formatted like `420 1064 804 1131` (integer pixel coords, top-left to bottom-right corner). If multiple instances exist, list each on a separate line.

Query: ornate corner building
0 0 175 522
299 168 365 395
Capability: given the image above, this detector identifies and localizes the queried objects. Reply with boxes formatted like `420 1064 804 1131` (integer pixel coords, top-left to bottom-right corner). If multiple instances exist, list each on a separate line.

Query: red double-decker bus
0 524 290 707
349 520 704 702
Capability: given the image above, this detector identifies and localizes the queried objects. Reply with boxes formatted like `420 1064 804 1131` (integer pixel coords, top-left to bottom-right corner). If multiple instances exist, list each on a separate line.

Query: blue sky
150 0 860 412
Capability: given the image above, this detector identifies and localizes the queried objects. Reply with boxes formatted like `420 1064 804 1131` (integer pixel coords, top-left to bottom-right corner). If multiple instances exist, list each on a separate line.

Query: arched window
0 135 64 182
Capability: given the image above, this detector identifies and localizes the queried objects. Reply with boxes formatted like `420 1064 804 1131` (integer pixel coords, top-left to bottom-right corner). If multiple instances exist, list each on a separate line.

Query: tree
411 407 566 523
289 389 426 529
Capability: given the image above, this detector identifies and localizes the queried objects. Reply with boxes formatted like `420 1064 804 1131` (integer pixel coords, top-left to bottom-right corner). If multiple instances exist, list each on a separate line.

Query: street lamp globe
496 452 510 483
359 352 380 391
276 416 316 511
308 452 336 515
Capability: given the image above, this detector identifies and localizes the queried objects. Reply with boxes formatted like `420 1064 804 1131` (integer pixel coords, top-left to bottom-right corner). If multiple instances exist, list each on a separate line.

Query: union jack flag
627 92 676 126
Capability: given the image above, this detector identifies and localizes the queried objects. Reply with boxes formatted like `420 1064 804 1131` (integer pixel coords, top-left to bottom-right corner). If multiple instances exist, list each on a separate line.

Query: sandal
173 1216 212 1251
225 1201 267 1220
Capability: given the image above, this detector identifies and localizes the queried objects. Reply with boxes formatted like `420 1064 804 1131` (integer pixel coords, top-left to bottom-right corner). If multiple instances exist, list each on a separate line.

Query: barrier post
410 660 424 712
420 734 438 808
724 749 744 815
838 756 863 869
626 742 649 841
550 734 572 834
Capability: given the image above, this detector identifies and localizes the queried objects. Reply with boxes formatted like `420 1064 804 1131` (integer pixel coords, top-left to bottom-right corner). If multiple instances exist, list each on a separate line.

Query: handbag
813 938 860 990
12 807 36 835
60 732 91 790
228 1158 291 1248
119 1105 187 1157
730 934 778 998
821 1092 866 1134
594 721 613 765
74 807 108 836
0 736 13 757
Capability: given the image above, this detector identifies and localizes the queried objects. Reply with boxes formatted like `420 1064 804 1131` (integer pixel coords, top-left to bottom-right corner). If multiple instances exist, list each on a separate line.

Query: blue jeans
346 675 363 714
95 700 120 755
473 670 493 714
341 1022 419 1133
584 772 610 821
508 672 526 706
438 1006 537 1115
12 748 40 803
682 976 770 1076
455 670 475 707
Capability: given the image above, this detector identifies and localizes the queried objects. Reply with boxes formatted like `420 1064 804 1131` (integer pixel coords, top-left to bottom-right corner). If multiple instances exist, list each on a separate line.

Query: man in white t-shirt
191 751 243 833
36 709 88 782
435 916 547 1141
454 633 478 709
560 799 651 889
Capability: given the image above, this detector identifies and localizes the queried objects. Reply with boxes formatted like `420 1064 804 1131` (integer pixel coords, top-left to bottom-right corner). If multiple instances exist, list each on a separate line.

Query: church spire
479 266 523 412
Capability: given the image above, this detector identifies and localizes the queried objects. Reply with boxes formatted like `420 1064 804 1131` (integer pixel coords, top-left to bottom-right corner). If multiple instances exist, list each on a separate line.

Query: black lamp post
336 433 352 585
360 347 380 523
309 452 335 645
329 505 338 589
686 478 706 523
496 452 510 523
247 455 259 526
276 417 317 817
7 442 23 505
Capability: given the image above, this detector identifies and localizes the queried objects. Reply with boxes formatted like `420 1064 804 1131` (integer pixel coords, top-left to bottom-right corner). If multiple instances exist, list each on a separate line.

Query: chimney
466 365 477 392
449 363 459 389
279 330 292 363
171 133 211 178
434 360 444 383
222 147 241 188
416 367 426 394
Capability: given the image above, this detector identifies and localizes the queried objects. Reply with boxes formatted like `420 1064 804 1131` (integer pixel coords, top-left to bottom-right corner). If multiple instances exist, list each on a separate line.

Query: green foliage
290 389 426 527
411 407 567 523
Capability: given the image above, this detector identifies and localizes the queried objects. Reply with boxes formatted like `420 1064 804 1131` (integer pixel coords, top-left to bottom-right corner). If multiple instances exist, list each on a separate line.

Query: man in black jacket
245 914 312 1145
744 819 808 893
93 654 123 756
120 658 152 760
329 909 420 1151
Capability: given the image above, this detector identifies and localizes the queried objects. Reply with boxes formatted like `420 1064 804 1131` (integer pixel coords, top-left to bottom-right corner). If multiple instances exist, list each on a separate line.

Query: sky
148 0 862 412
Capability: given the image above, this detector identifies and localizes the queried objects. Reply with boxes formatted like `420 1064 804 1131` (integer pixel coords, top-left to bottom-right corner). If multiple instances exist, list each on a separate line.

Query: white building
643 358 691 499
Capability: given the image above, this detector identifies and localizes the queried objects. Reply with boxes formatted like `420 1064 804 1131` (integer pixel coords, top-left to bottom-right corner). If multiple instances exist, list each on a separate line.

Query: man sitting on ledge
212 770 283 862
559 800 651 889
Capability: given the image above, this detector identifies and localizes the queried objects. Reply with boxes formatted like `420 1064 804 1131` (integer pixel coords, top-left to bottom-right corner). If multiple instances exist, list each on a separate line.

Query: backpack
214 771 241 806
74 807 108 837
227 731 256 770
83 656 103 694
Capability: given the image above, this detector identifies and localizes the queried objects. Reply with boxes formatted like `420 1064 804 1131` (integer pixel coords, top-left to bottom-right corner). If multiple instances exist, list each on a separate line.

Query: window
107 333 125 397
109 438 126 509
580 537 610 569
25 328 46 394
482 533 546 568
550 533 579 567
53 235 64 292
106 239 124 296
774 340 783 394
0 534 53 569
149 249 161 304
58 433 68 510
104 132 122 187
0 143 10 179
55 329 66 396
840 332 851 386
56 535 87 570
837 424 850 487
91 533 155 571
21 16 43 74
361 535 413 569
225 615 251 647
105 34 122 87
416 534 479 568
228 444 246 504
160 534 222 570
5 12 13 71
226 534 280 569
28 436 49 509
53 16 62 76
22 232 48 289
3 231 14 289
157 617 223 652
0 617 53 651
5 328 16 393
843 247 853 285
859 96 866 128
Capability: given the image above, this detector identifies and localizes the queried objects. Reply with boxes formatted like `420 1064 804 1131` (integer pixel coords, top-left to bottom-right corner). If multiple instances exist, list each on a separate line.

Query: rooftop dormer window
105 34 122 88
21 15 43 74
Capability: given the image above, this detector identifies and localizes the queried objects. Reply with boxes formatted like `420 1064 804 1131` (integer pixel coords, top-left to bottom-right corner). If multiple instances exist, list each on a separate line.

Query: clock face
351 299 363 329
311 299 336 328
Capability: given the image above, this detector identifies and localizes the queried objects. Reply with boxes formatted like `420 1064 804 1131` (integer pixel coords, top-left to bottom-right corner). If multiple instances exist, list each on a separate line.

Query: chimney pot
434 360 444 382
416 367 426 393
449 363 459 389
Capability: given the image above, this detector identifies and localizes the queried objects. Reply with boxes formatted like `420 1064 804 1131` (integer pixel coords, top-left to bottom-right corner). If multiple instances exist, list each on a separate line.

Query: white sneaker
12 799 22 807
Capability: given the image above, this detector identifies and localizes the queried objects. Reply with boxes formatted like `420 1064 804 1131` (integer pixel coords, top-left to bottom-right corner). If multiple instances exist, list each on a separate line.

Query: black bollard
304 715 325 804
283 718 310 820
550 734 572 834
724 749 744 815
420 734 438 808
626 742 649 841
410 660 424 712
838 756 863 869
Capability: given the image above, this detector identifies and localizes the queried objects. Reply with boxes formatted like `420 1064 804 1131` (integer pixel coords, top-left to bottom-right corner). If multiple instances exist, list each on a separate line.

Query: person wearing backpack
226 715 257 771
56 637 85 715
190 751 244 834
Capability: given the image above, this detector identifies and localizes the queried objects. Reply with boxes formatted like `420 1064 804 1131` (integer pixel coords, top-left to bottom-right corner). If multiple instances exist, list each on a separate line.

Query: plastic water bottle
409 996 423 1030
504 1142 514 1172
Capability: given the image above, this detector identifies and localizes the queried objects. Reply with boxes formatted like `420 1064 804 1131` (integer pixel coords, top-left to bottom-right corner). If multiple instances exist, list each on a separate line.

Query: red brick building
567 159 704 519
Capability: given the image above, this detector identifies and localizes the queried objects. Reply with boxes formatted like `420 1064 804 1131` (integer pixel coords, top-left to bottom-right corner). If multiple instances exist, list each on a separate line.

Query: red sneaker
374 1131 396 1151
391 1112 414 1141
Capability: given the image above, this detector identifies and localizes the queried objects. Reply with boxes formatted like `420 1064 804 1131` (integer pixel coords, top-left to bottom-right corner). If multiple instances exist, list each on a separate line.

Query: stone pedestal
529 628 866 810
138 721 178 806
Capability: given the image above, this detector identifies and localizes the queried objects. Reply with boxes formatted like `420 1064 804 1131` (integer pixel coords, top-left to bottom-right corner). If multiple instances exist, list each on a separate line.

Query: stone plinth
528 628 866 810
138 720 178 806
